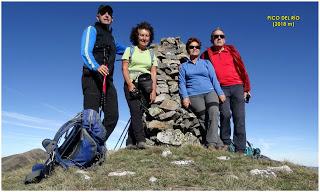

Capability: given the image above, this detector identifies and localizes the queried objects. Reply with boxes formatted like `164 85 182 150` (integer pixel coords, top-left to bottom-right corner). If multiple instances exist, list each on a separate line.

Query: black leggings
124 82 150 145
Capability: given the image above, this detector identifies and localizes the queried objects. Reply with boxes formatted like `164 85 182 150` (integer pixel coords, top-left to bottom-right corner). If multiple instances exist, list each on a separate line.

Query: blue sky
2 2 318 167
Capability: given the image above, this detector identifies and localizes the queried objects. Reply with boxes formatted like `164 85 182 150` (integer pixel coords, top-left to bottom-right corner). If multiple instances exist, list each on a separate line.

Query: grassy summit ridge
2 145 318 190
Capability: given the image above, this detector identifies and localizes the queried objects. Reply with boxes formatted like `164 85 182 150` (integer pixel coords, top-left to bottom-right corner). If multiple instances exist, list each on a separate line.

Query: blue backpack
25 109 107 184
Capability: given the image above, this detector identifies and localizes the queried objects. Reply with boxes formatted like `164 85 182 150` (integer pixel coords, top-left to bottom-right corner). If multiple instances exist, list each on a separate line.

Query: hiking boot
217 145 229 151
137 142 148 149
207 144 217 151
216 145 226 151
236 149 245 156
126 144 137 150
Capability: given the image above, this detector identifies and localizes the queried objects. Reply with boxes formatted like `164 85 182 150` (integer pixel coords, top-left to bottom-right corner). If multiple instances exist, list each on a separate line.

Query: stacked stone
144 37 202 146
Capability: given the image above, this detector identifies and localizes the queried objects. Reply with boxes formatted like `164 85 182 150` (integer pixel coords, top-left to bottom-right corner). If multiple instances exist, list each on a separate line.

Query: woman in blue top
179 37 226 150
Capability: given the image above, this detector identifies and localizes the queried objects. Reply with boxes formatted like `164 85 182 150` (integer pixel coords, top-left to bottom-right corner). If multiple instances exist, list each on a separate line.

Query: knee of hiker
232 112 245 121
208 106 219 116
221 110 231 119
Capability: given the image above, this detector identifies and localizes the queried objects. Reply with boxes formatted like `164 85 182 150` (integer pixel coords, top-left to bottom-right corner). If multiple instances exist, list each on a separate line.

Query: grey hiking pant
220 84 246 151
189 91 224 147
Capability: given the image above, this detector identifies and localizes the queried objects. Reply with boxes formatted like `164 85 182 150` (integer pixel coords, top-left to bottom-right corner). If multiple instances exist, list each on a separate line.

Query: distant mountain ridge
2 148 47 172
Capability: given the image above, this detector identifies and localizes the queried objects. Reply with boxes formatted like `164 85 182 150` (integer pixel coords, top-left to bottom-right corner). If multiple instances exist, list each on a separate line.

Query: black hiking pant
124 82 150 145
219 84 246 151
82 67 118 141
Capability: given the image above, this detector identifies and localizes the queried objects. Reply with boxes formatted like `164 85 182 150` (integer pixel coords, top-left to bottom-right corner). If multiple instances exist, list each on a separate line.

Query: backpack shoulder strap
129 45 135 64
53 112 82 142
149 48 154 64
129 46 155 65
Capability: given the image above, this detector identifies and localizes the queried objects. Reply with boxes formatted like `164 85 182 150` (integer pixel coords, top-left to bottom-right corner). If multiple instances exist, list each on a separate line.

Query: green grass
2 145 318 190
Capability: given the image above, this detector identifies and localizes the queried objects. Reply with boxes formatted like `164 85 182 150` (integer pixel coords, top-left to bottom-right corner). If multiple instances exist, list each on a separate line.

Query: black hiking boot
137 142 149 149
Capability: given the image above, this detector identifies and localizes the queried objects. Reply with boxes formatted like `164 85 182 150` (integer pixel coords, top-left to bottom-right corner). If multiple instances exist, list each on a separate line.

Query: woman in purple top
179 37 226 150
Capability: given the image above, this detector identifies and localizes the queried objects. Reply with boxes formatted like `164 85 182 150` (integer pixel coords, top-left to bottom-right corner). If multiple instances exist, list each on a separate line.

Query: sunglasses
213 35 225 39
189 45 201 49
99 10 112 17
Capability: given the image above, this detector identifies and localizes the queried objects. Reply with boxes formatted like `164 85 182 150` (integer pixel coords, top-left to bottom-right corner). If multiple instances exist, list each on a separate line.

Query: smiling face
137 28 151 49
188 41 201 57
211 29 226 47
97 12 113 25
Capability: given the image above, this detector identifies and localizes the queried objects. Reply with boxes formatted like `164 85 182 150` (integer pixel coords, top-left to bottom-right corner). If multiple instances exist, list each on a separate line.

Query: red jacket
201 45 251 92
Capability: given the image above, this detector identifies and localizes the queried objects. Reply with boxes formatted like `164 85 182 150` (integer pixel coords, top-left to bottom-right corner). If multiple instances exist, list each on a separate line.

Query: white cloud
3 111 54 124
273 136 304 142
41 103 74 118
3 134 43 141
251 137 318 167
270 150 318 167
250 138 276 152
2 120 55 131
2 111 63 131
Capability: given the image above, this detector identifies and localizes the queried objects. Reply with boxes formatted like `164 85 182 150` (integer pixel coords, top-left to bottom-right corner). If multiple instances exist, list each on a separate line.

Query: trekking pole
119 128 128 149
139 97 150 114
100 48 108 117
114 118 131 150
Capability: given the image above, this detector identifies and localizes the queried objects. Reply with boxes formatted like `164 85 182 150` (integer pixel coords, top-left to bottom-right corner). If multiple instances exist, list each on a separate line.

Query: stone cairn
143 37 203 146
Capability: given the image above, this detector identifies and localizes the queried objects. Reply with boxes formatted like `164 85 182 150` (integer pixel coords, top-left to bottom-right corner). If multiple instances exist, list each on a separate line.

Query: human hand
244 92 251 99
244 92 251 103
97 65 109 76
182 98 191 108
127 83 136 92
219 95 226 103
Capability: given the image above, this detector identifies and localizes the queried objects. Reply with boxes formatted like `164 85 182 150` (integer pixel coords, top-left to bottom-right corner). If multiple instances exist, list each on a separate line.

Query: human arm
121 47 135 91
228 45 251 92
80 26 99 71
206 60 226 102
122 59 136 92
80 26 109 76
115 40 126 55
150 66 157 103
178 65 191 108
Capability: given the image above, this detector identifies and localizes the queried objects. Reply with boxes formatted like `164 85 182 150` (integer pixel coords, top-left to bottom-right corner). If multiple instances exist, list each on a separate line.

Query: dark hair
130 22 154 46
97 5 113 17
185 37 202 54
210 27 225 43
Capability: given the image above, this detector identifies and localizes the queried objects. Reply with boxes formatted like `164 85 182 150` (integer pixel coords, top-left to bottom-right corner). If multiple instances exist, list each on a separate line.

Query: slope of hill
1 145 318 190
2 149 47 172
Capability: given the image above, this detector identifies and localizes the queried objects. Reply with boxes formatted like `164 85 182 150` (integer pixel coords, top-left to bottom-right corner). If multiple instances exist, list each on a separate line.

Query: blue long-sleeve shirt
80 26 126 71
179 58 224 99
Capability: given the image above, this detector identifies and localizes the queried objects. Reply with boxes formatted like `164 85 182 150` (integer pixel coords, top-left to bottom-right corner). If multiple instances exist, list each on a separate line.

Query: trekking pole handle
103 75 107 94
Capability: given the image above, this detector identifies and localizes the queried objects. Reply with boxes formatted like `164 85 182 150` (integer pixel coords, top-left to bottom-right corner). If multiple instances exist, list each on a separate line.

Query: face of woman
188 41 201 57
137 29 150 49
